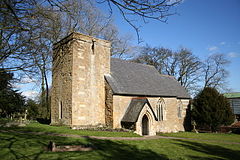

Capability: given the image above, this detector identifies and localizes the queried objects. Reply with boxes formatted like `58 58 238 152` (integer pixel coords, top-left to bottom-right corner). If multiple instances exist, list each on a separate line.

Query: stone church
51 32 190 136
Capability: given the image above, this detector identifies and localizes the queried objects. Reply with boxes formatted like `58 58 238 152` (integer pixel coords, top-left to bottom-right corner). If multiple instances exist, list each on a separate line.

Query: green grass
1 122 240 159
0 121 140 137
158 131 240 143
0 130 240 160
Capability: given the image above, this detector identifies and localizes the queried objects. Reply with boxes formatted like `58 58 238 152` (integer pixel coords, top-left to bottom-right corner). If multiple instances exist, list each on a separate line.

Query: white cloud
20 77 36 83
228 52 240 58
22 90 38 99
167 0 183 5
220 42 226 45
208 46 218 51
12 84 24 89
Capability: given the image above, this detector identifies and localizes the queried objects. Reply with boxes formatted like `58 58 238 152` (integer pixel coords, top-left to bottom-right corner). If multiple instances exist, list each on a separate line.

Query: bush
192 87 234 132
0 69 26 118
26 99 39 120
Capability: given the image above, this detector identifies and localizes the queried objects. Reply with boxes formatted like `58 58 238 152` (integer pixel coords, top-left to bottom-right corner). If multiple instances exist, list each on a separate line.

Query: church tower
51 32 111 127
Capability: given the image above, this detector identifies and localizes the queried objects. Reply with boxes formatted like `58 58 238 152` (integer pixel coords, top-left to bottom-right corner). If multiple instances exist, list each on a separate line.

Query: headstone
192 120 198 133
24 109 28 121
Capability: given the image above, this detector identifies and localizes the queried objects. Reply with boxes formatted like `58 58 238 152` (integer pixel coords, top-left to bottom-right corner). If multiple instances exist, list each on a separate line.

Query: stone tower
51 32 111 127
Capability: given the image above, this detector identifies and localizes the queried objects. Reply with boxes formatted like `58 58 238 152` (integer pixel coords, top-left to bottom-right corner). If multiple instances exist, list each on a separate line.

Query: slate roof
121 98 157 122
105 58 190 99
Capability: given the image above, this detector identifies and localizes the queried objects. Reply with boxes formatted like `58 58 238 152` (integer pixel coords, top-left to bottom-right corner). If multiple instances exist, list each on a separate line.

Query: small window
59 101 63 119
178 100 183 118
156 99 166 121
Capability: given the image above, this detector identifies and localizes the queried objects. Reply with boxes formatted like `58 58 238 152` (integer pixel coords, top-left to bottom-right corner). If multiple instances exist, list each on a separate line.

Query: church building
51 32 190 136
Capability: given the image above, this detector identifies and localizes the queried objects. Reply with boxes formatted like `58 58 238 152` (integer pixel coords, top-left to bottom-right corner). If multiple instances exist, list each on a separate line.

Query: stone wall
51 32 111 127
51 32 190 135
105 80 113 127
153 98 188 133
112 95 189 135
51 35 74 125
71 33 111 127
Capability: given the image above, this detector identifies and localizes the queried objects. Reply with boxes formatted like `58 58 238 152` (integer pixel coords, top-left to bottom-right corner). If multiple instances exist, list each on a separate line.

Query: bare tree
133 45 171 71
0 1 69 118
59 0 133 56
9 4 63 118
1 0 182 115
1 0 133 71
1 0 135 118
0 0 63 70
99 0 182 41
173 48 202 89
102 25 134 57
202 53 230 90
133 46 202 93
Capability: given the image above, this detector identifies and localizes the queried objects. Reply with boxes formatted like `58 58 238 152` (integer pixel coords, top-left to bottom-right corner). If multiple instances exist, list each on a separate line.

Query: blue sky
18 0 240 99
109 0 240 92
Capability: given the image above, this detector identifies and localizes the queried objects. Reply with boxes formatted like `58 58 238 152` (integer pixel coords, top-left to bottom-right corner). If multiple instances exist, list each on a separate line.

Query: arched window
156 99 166 121
177 100 183 118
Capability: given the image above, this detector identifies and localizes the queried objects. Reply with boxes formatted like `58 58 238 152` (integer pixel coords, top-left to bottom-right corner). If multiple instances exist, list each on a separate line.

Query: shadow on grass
0 130 167 160
173 139 240 160
85 138 168 160
0 123 79 138
0 123 140 137
36 118 51 125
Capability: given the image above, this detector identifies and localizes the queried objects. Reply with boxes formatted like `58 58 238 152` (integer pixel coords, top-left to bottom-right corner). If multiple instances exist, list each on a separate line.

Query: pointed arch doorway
142 114 149 135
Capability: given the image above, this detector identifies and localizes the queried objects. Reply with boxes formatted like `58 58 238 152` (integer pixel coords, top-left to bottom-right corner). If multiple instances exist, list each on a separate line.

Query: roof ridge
159 74 175 79
110 58 155 68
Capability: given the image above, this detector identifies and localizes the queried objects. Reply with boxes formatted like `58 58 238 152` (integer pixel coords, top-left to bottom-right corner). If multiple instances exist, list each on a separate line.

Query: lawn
0 121 140 137
158 132 240 143
0 122 240 160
